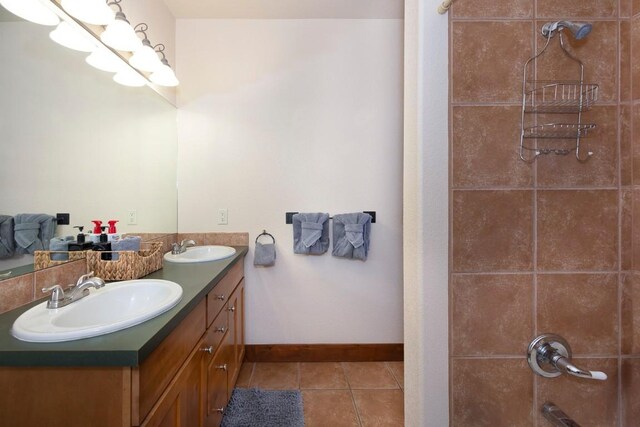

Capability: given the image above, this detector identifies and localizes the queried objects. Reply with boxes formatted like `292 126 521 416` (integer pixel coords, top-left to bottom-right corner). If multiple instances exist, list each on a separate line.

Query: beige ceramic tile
235 362 254 388
250 362 299 390
0 274 34 314
537 274 618 355
451 358 533 426
452 21 533 103
386 361 404 389
451 274 533 356
452 190 533 272
300 362 348 390
452 106 533 188
342 362 398 389
537 190 618 271
536 358 618 426
176 233 206 246
451 0 532 18
302 390 360 427
352 389 404 427
537 0 617 18
204 232 249 246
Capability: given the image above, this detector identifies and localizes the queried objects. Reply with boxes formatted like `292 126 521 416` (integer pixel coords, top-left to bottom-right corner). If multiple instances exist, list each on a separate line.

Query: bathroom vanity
0 248 247 427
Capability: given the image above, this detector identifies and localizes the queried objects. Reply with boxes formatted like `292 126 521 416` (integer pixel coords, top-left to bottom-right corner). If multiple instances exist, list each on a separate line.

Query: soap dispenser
88 220 103 244
68 226 93 251
107 220 120 242
92 226 112 260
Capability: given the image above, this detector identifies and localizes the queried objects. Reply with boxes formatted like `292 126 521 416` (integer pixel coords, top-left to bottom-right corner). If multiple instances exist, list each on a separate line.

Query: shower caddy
519 25 599 162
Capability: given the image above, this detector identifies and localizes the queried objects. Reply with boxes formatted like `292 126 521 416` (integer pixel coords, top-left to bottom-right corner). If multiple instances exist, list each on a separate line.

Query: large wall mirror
0 10 178 280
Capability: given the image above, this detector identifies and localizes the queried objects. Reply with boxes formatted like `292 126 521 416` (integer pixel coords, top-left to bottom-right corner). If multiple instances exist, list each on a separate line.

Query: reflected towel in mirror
14 214 56 255
0 216 15 259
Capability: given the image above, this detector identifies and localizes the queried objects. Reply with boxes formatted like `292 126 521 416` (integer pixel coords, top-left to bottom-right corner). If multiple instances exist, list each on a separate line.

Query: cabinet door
203 332 233 427
228 279 245 388
142 344 203 427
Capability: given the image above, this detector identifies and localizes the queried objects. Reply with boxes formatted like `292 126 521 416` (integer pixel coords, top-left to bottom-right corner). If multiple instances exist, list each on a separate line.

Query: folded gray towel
292 213 330 255
0 216 14 259
14 214 57 255
49 236 74 261
332 213 372 261
111 236 142 260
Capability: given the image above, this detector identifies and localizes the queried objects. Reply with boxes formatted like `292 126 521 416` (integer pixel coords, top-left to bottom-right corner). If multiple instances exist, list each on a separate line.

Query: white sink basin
164 245 236 263
11 279 183 343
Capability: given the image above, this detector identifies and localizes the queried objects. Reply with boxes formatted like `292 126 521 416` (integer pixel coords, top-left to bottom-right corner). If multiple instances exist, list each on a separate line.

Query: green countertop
0 247 248 367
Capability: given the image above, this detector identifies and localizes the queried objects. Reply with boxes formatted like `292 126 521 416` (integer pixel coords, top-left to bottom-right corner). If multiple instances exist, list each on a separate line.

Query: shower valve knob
527 334 607 381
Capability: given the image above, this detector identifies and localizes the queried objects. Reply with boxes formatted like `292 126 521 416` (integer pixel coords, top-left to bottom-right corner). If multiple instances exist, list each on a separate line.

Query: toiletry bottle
92 226 112 260
88 220 103 244
68 226 93 251
107 220 120 241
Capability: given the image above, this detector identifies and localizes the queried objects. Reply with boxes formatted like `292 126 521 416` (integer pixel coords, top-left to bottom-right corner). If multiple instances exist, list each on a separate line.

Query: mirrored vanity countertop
0 246 248 367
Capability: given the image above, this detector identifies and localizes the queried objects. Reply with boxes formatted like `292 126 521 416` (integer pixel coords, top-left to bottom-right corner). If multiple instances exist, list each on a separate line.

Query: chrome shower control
527 334 607 381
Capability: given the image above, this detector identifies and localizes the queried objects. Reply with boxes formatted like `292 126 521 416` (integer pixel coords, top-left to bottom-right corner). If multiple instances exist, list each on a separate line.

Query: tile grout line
342 362 364 427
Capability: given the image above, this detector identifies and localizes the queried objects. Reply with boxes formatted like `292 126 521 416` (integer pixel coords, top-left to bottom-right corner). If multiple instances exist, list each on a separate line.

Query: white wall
176 19 403 344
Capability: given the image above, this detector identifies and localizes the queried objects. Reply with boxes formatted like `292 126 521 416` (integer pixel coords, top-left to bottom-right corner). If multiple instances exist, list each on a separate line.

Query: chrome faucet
171 239 196 255
42 272 106 309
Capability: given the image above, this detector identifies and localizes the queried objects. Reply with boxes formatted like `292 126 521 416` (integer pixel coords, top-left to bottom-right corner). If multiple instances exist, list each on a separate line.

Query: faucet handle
42 285 65 301
75 271 95 287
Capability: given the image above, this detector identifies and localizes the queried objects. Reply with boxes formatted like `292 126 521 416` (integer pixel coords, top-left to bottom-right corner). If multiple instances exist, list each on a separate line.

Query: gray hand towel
48 236 74 261
0 216 14 259
14 214 57 255
111 236 142 260
332 213 372 261
292 213 330 255
254 242 276 267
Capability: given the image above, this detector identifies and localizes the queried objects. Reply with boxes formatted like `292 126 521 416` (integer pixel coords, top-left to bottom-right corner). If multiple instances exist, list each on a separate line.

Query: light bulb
49 21 95 52
61 0 114 26
100 13 141 52
129 42 162 72
150 61 179 87
0 0 59 26
86 49 124 73
113 68 146 87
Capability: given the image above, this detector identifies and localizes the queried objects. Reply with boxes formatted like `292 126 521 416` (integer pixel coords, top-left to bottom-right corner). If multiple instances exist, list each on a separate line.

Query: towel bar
285 211 376 224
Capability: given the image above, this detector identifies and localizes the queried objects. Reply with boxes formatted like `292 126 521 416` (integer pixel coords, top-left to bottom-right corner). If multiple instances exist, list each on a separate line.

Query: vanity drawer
207 260 243 327
132 299 206 425
203 308 229 356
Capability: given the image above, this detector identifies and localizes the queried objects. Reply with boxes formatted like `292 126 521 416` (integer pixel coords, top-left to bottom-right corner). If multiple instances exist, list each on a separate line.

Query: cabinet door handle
214 364 227 371
214 294 225 301
200 346 213 354
214 407 225 414
214 327 226 333
228 306 235 312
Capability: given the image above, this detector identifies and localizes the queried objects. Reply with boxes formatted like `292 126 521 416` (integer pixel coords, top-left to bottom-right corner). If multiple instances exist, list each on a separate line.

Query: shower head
541 21 592 40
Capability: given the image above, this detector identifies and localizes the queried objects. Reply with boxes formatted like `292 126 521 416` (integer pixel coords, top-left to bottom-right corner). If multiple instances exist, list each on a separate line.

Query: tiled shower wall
449 0 638 425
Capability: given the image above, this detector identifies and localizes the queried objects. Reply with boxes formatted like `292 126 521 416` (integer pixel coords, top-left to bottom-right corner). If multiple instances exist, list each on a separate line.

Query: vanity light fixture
100 0 141 52
49 21 95 52
86 47 123 73
128 24 162 72
0 0 59 26
60 0 114 26
113 67 146 87
149 44 179 87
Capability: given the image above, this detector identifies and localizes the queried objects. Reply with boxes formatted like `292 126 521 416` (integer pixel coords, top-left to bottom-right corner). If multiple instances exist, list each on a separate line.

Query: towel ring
255 230 275 244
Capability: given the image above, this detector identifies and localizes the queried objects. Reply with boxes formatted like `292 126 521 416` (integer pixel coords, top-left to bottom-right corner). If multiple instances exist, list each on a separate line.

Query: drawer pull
200 346 214 354
228 306 235 312
214 364 228 371
214 407 225 414
214 294 226 301
214 326 226 333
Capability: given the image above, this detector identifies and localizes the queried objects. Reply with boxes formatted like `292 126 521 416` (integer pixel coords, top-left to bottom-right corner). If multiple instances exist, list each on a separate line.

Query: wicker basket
85 242 163 281
34 250 88 270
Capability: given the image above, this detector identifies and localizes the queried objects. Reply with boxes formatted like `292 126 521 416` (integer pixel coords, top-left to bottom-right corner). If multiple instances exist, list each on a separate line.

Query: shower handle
527 334 607 381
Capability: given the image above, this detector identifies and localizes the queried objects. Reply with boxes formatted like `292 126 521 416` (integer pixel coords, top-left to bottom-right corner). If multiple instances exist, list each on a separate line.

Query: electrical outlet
128 210 137 225
217 208 228 225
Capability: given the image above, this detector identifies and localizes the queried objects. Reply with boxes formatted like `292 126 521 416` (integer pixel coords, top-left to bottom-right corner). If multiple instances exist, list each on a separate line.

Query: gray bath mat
221 388 304 427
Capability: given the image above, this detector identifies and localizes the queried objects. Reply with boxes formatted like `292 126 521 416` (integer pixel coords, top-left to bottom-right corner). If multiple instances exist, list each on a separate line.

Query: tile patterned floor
235 361 404 426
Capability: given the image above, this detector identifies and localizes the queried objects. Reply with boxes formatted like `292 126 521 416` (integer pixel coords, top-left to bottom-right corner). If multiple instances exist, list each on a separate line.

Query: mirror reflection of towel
14 214 56 255
332 213 372 261
292 213 330 255
0 216 14 259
